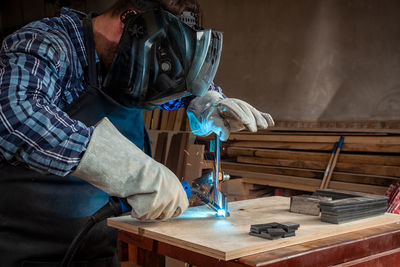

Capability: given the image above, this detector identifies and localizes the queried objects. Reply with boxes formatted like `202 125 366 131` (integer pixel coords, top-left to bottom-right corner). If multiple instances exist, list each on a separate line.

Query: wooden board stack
221 178 274 201
219 131 400 196
108 196 400 261
143 108 189 131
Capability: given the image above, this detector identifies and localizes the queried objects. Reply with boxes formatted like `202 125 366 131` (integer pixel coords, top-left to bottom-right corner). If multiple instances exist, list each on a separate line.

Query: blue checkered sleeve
0 29 92 176
159 82 225 110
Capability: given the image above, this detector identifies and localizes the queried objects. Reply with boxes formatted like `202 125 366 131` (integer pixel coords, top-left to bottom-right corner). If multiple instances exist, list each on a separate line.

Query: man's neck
91 13 124 70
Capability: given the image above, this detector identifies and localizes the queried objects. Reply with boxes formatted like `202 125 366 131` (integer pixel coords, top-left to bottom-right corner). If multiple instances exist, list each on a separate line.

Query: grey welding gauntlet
72 117 189 220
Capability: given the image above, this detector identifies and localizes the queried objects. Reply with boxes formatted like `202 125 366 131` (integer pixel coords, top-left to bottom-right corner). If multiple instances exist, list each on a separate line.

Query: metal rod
214 134 222 207
214 134 220 190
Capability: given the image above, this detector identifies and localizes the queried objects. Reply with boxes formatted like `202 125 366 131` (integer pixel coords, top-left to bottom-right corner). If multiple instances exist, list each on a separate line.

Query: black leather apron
0 14 151 267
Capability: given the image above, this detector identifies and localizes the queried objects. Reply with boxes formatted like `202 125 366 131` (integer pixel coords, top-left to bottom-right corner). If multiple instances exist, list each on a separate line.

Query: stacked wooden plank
220 178 274 201
143 108 189 131
220 131 400 195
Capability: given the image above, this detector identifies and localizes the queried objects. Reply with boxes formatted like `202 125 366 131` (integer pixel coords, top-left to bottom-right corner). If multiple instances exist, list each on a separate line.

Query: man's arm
0 30 93 176
0 29 188 220
158 82 224 110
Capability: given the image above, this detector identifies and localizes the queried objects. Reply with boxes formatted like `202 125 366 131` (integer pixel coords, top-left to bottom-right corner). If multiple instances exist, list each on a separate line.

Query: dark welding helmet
102 7 223 108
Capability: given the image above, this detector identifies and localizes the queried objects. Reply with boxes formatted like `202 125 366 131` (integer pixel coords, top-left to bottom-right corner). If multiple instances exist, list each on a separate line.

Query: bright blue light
217 209 226 217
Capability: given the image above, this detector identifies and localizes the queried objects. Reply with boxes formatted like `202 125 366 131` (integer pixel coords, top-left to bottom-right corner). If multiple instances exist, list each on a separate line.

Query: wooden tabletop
117 223 400 266
108 197 400 261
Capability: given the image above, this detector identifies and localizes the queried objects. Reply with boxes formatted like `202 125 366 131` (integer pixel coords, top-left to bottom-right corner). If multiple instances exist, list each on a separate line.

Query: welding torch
62 135 227 266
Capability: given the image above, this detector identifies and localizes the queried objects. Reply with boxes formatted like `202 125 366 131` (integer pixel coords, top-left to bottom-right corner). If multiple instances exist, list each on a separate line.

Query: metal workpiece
214 135 221 206
212 134 230 217
190 134 230 217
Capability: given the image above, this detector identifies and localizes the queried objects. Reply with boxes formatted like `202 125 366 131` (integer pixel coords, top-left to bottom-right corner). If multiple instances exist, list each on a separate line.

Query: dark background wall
199 0 400 121
1 0 400 122
1 0 111 40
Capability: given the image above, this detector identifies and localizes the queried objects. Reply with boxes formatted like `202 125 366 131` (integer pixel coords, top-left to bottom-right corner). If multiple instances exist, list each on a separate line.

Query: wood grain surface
108 197 400 261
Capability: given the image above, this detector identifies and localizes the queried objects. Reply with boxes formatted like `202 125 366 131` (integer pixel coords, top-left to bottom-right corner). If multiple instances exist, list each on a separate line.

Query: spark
216 209 226 217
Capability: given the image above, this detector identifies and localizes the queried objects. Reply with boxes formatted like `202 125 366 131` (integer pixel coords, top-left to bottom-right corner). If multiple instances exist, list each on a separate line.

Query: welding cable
61 197 130 267
62 181 190 266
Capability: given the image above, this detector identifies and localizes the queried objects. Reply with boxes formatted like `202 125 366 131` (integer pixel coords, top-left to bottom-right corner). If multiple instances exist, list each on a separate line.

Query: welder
0 0 274 266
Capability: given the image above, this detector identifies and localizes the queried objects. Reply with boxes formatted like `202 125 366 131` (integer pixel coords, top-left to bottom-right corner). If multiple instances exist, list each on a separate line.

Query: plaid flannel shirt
0 8 223 176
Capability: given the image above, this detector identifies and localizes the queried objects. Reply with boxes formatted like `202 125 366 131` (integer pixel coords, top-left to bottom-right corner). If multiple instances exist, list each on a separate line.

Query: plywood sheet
108 197 400 261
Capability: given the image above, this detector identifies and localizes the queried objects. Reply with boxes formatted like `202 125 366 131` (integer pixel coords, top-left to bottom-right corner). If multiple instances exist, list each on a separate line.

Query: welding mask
102 8 223 108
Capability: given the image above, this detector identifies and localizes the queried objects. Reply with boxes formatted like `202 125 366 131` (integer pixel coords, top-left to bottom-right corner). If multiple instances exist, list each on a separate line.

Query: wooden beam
329 181 388 195
229 171 321 192
166 110 177 131
227 147 330 161
173 108 185 131
228 141 400 153
331 172 397 187
226 147 400 166
165 133 189 180
343 143 400 153
222 161 323 179
236 156 327 170
229 131 389 136
229 141 334 151
229 134 400 145
335 162 400 177
183 144 205 183
241 176 388 195
272 120 400 132
159 110 169 130
242 177 319 192
150 109 161 130
228 134 340 143
236 155 400 177
154 132 168 164
224 161 398 186
143 110 152 129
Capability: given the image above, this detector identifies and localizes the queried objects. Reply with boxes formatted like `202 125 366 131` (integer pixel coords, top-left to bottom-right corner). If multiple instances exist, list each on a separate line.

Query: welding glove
72 117 189 221
187 91 274 141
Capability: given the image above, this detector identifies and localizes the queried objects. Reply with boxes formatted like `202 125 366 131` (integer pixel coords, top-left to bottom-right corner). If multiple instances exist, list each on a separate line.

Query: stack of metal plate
314 189 388 224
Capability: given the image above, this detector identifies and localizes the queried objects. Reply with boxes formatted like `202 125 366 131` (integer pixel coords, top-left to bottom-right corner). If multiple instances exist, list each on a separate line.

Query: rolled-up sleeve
158 82 225 110
0 31 92 176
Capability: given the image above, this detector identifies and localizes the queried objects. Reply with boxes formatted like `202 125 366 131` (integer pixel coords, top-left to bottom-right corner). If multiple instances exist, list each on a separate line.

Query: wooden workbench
108 197 400 266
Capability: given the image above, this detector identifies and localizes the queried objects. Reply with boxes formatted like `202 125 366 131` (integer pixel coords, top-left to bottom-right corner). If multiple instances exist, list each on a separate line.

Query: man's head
95 0 222 108
93 0 200 69
108 0 200 17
